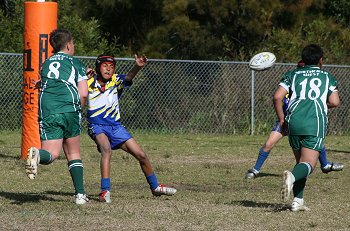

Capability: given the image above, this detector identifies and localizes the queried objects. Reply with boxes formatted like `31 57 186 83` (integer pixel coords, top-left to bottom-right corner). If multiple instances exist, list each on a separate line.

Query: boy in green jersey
25 29 89 205
273 44 340 211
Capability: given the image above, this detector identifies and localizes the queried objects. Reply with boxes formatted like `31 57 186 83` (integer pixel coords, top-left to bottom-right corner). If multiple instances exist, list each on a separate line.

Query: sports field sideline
0 131 349 230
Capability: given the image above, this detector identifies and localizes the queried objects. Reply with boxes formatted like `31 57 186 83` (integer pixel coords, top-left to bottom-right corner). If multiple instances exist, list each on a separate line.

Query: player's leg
246 128 284 179
25 114 65 179
119 137 176 196
319 145 344 173
62 112 88 204
63 135 88 204
120 138 154 176
41 139 63 161
26 139 63 179
94 132 113 203
290 147 318 212
282 135 319 211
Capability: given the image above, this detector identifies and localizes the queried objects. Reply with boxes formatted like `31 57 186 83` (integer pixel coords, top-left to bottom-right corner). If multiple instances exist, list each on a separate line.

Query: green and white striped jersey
279 65 338 138
39 52 87 119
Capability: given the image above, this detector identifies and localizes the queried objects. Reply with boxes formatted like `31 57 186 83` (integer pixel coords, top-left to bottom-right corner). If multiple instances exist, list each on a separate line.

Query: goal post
21 1 57 159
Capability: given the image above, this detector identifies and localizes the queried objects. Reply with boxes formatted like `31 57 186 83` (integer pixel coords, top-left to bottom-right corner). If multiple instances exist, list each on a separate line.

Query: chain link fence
1 52 350 135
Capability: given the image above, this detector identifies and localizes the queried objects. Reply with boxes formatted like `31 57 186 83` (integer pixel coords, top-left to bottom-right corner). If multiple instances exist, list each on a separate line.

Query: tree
325 0 350 27
263 1 350 64
0 0 116 56
0 0 23 53
144 0 284 60
73 0 163 56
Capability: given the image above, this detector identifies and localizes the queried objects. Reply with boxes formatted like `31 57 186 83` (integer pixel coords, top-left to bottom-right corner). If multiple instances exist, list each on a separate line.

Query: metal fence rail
1 53 349 135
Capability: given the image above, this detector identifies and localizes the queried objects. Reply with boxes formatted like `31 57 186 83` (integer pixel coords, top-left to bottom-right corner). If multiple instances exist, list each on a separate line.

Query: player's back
285 65 337 138
39 52 82 117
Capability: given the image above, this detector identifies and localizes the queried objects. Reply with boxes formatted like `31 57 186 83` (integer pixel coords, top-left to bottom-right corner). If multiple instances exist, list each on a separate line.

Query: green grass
0 131 349 230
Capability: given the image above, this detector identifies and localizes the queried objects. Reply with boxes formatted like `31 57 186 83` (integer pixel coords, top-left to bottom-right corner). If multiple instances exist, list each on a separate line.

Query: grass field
0 131 349 230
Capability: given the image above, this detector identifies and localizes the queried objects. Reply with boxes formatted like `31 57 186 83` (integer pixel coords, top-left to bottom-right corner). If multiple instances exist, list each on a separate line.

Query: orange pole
21 1 57 159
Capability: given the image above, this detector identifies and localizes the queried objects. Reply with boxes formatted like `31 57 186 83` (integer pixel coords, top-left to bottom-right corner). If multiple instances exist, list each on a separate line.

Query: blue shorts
272 121 288 135
88 123 132 150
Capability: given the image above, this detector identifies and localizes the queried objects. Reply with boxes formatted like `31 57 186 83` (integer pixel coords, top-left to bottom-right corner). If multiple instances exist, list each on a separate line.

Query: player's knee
263 142 274 151
135 150 148 163
100 146 112 157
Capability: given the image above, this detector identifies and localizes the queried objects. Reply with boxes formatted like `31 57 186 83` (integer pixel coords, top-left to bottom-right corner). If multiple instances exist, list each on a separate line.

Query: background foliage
1 0 350 63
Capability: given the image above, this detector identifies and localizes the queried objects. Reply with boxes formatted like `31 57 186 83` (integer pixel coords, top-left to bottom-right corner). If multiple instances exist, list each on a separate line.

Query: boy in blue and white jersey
87 55 176 203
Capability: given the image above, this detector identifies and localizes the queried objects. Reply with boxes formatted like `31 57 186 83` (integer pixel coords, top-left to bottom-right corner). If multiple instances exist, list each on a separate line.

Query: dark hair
95 55 116 74
49 29 72 53
301 44 323 65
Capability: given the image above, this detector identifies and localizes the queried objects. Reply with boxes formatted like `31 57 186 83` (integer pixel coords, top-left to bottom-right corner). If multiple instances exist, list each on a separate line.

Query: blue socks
101 178 111 192
146 172 159 191
318 146 328 168
101 173 159 192
253 149 270 171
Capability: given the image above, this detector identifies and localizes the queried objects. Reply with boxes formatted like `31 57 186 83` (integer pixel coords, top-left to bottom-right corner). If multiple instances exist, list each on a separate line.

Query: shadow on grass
44 190 100 202
327 149 350 154
0 191 62 205
229 200 290 212
0 152 20 160
255 172 280 178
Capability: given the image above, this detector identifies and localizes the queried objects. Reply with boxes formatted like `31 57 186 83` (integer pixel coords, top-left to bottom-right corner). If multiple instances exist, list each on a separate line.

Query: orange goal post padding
22 1 57 159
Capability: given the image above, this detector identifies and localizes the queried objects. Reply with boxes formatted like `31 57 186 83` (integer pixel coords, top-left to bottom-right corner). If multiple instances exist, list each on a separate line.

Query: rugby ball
249 52 276 71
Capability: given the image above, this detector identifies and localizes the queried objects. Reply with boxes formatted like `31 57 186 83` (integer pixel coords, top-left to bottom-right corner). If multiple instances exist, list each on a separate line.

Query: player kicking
245 60 343 179
275 44 340 211
25 29 89 205
86 55 176 203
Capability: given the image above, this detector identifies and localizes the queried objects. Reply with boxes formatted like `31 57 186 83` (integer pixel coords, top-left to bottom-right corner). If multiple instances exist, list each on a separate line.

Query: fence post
250 69 255 135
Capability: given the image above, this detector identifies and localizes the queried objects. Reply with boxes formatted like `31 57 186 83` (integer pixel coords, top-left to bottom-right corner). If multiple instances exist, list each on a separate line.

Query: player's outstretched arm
126 54 147 82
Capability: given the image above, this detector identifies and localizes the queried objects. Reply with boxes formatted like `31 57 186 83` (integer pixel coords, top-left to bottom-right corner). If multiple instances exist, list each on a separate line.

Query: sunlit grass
0 131 349 230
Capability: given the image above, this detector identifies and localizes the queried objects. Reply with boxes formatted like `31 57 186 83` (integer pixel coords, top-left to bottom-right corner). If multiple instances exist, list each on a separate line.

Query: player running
245 63 343 179
274 44 340 211
25 29 89 205
86 54 176 203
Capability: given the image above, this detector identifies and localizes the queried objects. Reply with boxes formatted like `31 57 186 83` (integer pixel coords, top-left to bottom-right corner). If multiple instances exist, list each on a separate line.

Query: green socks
292 162 312 199
292 162 312 181
39 149 52 165
68 159 85 194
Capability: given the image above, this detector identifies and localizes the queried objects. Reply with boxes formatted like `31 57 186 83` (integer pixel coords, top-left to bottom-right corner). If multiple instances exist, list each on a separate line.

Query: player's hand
134 54 147 68
86 67 96 79
280 119 288 135
32 79 41 90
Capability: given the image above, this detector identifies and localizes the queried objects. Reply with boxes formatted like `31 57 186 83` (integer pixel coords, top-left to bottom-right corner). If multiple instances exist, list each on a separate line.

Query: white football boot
245 168 259 179
75 193 89 205
281 170 294 202
291 198 310 212
25 147 40 179
152 184 177 196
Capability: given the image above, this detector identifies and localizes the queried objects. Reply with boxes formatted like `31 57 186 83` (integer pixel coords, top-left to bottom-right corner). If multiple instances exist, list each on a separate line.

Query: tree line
1 0 350 64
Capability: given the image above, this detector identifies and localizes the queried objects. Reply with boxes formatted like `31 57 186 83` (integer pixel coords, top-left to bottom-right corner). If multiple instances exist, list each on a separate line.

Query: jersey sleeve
328 73 338 95
74 58 88 82
112 74 132 99
279 70 293 92
114 74 132 89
